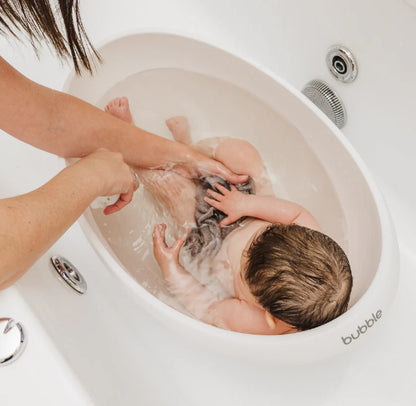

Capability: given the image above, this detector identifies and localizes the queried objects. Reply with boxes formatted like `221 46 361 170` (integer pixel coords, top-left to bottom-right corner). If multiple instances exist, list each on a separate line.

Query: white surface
63 32 398 364
2 218 415 406
0 0 415 405
0 287 94 406
405 0 416 9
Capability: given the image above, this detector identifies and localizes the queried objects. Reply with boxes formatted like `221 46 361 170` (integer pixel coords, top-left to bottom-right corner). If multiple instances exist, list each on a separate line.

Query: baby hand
152 224 186 279
204 183 249 226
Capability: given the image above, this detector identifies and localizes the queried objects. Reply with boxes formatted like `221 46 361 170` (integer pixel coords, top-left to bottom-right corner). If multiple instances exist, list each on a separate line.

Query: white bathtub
2 1 415 404
63 32 398 363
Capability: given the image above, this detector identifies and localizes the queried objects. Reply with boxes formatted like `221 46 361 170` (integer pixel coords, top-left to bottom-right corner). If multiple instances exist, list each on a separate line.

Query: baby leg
104 97 133 124
137 169 196 232
165 116 191 145
104 98 196 231
164 119 272 194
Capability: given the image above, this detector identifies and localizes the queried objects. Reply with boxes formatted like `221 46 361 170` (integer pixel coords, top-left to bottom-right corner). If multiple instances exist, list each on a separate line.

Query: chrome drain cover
51 256 87 294
326 45 358 83
0 318 26 366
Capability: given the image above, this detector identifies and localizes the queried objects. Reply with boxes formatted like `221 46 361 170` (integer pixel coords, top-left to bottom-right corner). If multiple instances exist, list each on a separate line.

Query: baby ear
264 311 277 329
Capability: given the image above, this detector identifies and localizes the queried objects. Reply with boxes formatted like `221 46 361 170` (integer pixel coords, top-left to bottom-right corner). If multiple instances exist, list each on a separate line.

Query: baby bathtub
64 32 398 364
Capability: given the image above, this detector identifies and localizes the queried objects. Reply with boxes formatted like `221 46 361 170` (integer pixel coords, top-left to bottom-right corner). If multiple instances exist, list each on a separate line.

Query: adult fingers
103 203 119 215
198 158 248 185
220 216 234 227
103 189 134 215
103 168 138 215
212 162 248 185
131 168 140 190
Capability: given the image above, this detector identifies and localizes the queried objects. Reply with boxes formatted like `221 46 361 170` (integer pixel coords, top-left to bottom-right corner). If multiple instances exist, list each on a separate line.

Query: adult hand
172 148 249 185
75 148 139 215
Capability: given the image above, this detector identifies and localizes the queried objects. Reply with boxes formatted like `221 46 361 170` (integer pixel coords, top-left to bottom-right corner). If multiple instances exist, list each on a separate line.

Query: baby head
243 224 352 331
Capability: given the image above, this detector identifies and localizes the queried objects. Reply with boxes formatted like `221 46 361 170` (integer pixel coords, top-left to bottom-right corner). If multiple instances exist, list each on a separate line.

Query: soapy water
95 167 236 316
92 144 339 320
90 68 348 318
92 145 269 316
136 163 238 306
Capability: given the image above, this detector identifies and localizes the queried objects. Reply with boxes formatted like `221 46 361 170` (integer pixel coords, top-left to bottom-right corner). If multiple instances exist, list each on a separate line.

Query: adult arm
0 150 135 289
0 57 246 183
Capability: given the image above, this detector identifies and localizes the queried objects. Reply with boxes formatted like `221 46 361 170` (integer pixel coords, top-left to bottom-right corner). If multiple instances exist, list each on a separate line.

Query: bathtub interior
66 33 382 319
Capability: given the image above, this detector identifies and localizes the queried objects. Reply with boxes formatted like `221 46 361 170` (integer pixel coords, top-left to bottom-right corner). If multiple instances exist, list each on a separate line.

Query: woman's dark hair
0 0 101 74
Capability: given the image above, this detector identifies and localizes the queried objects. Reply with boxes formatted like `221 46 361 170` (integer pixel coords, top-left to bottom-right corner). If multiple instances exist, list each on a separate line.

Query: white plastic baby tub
64 32 399 364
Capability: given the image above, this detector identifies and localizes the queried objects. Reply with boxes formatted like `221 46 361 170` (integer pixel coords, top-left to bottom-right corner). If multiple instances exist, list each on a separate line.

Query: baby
105 97 353 335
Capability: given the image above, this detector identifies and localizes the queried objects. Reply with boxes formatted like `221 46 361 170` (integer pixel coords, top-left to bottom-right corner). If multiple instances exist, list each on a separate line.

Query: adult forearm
0 57 190 167
41 89 188 167
0 163 100 289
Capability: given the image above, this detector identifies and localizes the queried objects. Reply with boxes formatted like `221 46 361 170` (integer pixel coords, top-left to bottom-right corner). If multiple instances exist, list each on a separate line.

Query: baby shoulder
205 298 273 334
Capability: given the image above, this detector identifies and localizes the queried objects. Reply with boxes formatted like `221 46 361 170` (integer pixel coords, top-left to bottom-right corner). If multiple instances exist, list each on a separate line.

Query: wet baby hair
244 224 353 331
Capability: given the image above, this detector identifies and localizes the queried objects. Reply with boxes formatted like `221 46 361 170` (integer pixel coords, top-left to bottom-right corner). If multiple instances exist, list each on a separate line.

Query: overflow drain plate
326 45 358 83
51 256 87 294
0 318 26 366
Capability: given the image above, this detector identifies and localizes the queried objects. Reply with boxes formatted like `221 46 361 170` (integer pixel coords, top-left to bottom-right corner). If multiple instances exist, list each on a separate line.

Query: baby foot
105 97 133 124
166 116 191 145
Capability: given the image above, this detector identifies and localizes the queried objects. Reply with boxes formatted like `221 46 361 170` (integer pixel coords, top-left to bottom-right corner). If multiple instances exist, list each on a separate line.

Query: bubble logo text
341 310 382 345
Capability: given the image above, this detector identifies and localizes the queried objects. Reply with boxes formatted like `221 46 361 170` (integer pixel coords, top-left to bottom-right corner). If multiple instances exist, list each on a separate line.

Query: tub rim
65 30 400 359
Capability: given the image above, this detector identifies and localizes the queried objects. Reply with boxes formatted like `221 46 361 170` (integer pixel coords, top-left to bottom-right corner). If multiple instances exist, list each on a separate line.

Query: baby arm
204 299 293 334
152 224 292 334
153 224 219 318
204 183 321 231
